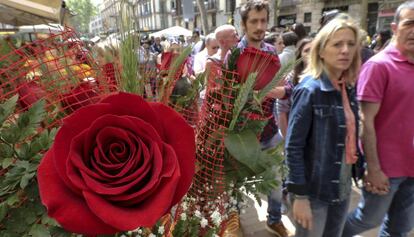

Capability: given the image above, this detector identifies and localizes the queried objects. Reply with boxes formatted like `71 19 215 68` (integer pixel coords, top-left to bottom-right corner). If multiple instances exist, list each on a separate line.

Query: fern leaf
0 95 18 126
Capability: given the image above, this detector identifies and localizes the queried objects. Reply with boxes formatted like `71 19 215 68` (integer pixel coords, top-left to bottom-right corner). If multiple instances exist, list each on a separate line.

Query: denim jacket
285 73 359 203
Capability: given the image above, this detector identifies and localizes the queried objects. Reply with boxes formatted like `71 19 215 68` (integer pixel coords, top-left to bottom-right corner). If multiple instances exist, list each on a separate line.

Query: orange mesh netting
0 27 118 131
155 53 200 127
190 64 238 202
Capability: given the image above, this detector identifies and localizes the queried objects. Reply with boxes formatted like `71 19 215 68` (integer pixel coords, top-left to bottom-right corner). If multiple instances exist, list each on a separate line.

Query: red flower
17 80 46 109
38 92 195 235
236 47 281 90
60 82 99 113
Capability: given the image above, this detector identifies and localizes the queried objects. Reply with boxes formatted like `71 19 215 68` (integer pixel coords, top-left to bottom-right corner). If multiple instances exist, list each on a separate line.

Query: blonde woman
285 16 361 237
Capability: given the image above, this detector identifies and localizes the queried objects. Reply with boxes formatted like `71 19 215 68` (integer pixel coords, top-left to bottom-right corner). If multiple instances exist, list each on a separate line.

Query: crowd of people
91 0 414 236
190 1 412 237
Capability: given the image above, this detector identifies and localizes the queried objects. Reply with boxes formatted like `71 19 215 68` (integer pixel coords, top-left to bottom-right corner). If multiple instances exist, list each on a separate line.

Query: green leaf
224 130 264 173
2 158 14 169
48 226 72 237
0 143 14 159
2 100 46 144
227 47 241 71
41 214 58 226
20 172 35 189
16 99 46 138
6 193 19 206
29 224 51 237
0 95 18 125
228 72 257 130
0 202 8 222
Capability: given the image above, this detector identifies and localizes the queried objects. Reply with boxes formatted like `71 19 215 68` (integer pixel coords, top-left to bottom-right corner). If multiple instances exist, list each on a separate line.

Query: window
304 12 312 23
212 13 216 27
226 1 231 12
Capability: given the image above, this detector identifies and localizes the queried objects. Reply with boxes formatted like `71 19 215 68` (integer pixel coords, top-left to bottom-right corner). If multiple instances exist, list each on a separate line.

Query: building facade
276 0 406 35
97 0 406 37
100 0 121 34
89 15 104 36
134 0 174 32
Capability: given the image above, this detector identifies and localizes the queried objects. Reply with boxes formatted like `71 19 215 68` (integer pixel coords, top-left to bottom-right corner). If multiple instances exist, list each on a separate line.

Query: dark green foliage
0 97 67 236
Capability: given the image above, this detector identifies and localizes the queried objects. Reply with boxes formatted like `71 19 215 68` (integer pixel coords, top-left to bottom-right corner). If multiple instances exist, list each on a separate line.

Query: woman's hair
292 37 313 85
304 16 361 85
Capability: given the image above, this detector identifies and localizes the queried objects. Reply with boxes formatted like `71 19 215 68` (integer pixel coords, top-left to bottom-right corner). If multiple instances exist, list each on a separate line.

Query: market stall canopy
149 26 192 38
0 0 69 26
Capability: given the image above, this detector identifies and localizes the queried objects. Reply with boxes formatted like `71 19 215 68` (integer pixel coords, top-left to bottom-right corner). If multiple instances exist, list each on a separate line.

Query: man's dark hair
293 22 307 41
240 0 270 26
394 1 414 25
193 30 200 37
264 32 280 45
282 32 298 47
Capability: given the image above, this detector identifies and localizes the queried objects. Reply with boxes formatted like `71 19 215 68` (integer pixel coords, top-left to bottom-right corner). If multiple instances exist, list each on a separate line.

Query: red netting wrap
0 27 117 130
153 52 200 126
190 65 238 202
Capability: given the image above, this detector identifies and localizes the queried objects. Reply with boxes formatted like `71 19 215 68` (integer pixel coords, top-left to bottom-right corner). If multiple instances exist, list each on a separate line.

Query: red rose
236 47 281 90
38 92 195 235
60 82 100 113
17 80 46 109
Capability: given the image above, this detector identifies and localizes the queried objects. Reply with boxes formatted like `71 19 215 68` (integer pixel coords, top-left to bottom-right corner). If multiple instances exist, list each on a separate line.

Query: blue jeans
294 197 350 237
343 177 414 237
268 188 283 224
261 133 284 225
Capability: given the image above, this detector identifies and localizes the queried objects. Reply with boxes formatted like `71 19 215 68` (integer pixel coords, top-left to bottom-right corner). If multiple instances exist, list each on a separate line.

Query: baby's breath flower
200 217 208 228
158 226 165 235
211 210 222 226
194 210 202 218
180 212 187 221
182 201 188 211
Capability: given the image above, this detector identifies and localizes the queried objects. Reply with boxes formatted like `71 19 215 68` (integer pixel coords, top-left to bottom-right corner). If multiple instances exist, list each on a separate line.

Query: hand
292 198 313 230
364 168 390 195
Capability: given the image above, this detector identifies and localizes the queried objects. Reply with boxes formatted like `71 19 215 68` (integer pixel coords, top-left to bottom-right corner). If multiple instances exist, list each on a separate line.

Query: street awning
0 0 69 26
149 26 192 38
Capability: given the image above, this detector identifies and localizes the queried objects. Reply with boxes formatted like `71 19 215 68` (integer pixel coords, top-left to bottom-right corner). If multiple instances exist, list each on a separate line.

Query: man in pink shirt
343 1 414 236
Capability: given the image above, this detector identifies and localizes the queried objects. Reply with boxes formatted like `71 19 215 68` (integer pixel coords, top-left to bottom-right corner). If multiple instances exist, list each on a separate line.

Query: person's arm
285 86 313 229
360 101 390 195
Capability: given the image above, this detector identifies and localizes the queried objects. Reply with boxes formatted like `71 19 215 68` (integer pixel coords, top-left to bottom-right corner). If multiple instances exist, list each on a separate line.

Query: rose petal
83 149 180 229
149 103 195 204
38 150 119 235
104 143 178 205
100 93 165 138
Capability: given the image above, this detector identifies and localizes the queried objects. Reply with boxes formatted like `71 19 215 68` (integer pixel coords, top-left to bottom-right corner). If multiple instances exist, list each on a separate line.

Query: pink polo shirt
357 44 414 178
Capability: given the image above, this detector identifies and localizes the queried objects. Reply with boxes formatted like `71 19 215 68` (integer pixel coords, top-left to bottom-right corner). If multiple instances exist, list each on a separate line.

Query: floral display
0 19 289 236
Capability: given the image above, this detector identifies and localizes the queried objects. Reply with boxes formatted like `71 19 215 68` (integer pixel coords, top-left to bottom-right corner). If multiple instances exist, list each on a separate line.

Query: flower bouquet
190 46 293 232
0 26 197 237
